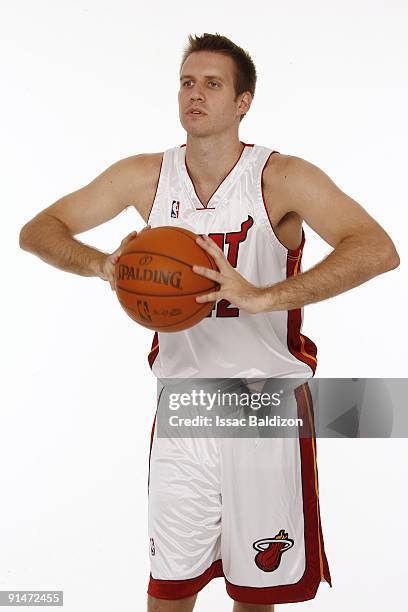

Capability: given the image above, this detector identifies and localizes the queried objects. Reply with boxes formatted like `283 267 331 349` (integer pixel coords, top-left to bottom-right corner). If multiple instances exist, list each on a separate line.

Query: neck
185 132 245 186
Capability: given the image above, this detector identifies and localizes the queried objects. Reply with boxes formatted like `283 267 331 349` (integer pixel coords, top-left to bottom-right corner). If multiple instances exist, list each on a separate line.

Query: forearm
260 234 398 312
19 214 106 278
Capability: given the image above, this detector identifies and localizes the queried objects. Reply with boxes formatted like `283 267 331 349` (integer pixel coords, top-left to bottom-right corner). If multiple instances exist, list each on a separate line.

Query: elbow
19 214 45 251
381 241 400 272
19 223 32 251
19 218 40 252
387 249 400 271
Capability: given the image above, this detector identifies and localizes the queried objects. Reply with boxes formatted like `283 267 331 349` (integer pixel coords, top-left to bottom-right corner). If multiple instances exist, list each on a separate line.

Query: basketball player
19 33 399 612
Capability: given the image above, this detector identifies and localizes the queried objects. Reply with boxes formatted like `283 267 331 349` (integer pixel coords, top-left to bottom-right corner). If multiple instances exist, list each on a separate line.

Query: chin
188 128 213 138
181 122 212 139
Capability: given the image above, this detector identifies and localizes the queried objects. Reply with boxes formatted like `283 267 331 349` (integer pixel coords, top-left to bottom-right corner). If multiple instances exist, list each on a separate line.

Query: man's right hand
100 225 151 291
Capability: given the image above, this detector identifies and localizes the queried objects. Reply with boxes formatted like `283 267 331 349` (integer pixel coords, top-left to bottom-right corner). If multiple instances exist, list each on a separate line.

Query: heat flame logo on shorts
253 529 294 572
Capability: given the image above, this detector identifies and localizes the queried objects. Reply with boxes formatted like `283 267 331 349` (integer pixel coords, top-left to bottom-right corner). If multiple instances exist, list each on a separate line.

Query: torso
142 143 317 378
134 150 303 251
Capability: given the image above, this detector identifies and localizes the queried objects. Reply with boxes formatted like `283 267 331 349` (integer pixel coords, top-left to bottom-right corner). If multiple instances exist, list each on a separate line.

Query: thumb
112 230 138 263
111 250 121 263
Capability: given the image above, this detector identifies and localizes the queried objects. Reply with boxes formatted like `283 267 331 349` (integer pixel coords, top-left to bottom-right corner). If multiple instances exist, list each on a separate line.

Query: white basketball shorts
147 382 332 605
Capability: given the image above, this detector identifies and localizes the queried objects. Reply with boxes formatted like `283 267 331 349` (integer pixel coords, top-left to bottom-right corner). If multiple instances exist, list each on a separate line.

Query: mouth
187 109 207 117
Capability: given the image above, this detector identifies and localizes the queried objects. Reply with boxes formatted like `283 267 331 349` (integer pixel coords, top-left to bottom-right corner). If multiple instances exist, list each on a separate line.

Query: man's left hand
193 235 268 315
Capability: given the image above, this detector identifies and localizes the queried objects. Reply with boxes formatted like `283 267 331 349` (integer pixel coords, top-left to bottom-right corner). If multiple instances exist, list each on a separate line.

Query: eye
181 80 193 87
208 81 220 88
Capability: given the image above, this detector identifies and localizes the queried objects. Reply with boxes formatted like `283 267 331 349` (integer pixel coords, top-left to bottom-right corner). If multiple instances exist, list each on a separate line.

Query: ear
238 91 253 117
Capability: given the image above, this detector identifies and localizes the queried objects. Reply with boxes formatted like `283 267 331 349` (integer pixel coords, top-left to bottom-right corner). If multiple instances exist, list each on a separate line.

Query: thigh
219 383 332 605
148 425 223 598
220 435 305 586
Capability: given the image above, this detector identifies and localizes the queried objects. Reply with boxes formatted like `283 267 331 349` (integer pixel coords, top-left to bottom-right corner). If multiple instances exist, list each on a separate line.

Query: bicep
38 156 143 236
280 156 384 248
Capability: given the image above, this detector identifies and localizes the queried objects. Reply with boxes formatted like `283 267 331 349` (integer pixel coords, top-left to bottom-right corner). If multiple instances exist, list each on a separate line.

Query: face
178 51 251 138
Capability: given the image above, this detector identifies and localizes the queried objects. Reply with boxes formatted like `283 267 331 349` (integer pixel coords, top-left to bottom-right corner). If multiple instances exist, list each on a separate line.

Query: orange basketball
115 227 218 332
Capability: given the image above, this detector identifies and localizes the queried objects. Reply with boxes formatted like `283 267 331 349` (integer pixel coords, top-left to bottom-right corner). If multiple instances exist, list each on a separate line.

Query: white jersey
147 143 317 378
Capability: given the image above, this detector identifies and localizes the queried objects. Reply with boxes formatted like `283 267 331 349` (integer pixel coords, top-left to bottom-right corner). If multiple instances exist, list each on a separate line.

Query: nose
189 83 205 102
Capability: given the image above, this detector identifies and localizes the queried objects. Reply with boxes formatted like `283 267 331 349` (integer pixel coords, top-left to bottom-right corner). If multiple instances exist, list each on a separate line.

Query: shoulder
114 152 164 184
263 152 322 187
106 152 164 221
262 152 330 216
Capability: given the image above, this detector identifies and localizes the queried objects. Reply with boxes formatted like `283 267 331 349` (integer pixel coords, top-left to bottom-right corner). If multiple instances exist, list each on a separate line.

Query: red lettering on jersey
207 216 254 318
207 233 224 250
225 216 254 267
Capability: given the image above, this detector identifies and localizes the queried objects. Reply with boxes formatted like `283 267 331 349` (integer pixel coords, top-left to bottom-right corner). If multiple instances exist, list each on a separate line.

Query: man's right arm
19 153 162 286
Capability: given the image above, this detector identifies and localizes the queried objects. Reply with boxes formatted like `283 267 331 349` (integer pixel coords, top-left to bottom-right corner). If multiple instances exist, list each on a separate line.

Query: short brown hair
181 33 257 119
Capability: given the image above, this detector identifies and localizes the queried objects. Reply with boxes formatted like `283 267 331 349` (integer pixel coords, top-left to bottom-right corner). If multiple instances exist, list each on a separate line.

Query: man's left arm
193 156 400 313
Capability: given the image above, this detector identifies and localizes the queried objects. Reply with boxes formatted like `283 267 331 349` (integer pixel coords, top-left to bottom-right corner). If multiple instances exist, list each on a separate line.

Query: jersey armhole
255 150 305 260
147 152 166 226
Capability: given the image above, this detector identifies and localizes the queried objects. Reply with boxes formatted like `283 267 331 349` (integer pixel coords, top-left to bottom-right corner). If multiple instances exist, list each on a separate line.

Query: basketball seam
116 284 218 298
152 227 217 270
119 250 210 271
118 298 213 329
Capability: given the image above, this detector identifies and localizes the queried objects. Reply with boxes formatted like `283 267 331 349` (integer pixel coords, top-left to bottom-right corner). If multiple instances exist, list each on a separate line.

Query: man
19 33 399 612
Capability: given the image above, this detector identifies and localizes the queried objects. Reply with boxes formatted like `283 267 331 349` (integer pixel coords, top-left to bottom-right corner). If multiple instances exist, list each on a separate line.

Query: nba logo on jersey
171 200 180 218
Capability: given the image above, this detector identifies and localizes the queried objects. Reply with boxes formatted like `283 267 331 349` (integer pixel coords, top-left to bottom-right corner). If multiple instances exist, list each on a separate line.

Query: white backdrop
1 0 407 610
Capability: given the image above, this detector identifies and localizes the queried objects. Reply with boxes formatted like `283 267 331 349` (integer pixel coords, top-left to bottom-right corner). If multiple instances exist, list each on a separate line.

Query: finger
124 231 138 242
196 234 224 255
113 232 137 262
192 265 222 283
196 291 221 303
107 269 116 290
196 235 230 272
121 231 138 246
140 224 151 233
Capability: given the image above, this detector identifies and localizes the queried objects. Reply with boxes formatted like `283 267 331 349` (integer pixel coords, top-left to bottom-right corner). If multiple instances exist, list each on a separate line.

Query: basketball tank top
147 143 317 378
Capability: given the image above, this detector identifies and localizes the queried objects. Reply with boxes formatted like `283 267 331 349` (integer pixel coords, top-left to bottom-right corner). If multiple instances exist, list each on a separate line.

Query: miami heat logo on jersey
253 529 294 572
206 214 254 318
